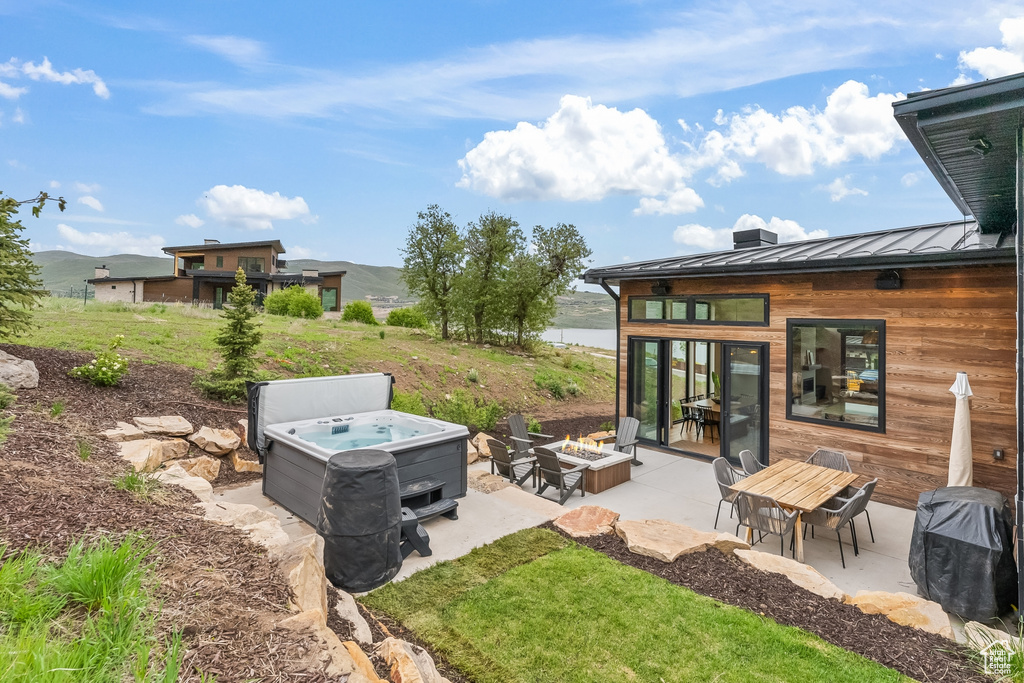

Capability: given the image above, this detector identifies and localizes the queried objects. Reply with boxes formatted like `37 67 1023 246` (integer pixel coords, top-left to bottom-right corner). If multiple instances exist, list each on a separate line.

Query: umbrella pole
1016 125 1024 618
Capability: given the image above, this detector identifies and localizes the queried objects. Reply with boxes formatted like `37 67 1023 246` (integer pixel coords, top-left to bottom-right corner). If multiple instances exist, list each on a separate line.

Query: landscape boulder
133 415 194 436
467 469 511 493
472 432 498 458
189 426 241 455
100 421 146 442
0 350 38 389
151 464 212 502
175 455 221 482
237 418 249 447
846 591 954 639
277 534 328 616
195 501 291 552
118 438 189 472
378 637 452 683
277 610 371 681
734 549 848 601
964 620 1013 647
466 439 479 465
334 587 374 646
614 519 749 563
229 449 263 473
554 505 620 537
343 641 386 682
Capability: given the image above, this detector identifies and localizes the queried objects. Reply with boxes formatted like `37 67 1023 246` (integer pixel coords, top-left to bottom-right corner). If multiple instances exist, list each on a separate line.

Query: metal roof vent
204 239 220 244
733 229 778 250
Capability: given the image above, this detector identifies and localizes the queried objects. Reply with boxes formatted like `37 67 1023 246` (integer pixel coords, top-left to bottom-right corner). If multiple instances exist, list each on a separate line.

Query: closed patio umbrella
947 371 973 487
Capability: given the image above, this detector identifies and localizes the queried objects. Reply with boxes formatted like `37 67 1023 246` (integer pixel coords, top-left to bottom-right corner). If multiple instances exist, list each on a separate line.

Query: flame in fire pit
559 435 603 457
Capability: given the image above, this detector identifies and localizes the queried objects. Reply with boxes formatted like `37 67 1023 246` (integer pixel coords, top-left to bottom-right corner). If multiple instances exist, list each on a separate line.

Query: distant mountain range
32 250 615 329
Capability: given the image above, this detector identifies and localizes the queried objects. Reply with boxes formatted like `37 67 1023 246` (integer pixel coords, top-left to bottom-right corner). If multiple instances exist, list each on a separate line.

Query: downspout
1016 124 1024 614
599 280 621 423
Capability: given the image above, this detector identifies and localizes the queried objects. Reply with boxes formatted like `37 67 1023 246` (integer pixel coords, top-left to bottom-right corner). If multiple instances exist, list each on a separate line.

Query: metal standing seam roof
583 220 1013 285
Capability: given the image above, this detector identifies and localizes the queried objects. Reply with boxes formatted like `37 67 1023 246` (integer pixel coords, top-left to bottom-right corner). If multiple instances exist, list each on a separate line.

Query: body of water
541 327 617 351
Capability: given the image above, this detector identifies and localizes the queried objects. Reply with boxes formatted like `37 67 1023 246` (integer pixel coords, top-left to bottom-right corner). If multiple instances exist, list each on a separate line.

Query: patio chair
679 396 700 434
805 448 852 472
801 489 865 568
735 492 798 557
612 416 642 466
533 446 588 505
712 457 747 529
487 438 536 488
739 449 765 476
835 478 878 545
507 413 553 460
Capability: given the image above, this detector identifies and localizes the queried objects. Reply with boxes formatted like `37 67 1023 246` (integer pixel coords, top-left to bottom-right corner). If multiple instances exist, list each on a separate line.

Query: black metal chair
487 438 535 488
698 406 720 443
533 446 587 505
735 492 797 557
806 448 852 472
507 413 553 460
712 457 746 529
613 416 641 466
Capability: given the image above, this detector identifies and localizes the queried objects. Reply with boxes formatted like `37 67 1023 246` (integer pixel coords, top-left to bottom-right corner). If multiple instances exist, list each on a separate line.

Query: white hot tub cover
247 373 393 460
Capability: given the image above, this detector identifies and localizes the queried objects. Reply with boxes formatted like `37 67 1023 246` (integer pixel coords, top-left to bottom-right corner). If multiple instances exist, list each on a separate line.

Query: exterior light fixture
969 136 992 156
875 270 902 290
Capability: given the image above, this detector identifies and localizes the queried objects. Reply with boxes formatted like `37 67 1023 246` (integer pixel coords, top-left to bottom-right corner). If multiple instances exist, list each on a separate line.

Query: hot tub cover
909 486 1017 621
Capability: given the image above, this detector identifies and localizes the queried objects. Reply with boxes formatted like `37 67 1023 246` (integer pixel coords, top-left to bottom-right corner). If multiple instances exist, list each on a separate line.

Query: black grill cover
909 486 1017 621
316 449 402 593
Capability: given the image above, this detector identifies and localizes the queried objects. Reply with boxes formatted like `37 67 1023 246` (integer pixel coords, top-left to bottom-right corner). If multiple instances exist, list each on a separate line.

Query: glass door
629 339 662 442
723 344 766 466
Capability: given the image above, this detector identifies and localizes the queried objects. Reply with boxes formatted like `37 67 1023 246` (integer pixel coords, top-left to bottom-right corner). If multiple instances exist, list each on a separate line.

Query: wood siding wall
618 265 1016 509
140 278 193 303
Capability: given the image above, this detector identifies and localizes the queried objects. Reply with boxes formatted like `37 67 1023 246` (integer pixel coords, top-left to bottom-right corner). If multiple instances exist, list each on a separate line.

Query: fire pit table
544 438 633 494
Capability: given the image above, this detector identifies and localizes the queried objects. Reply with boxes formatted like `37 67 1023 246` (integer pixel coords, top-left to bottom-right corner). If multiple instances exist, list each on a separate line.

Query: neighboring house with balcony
87 239 345 311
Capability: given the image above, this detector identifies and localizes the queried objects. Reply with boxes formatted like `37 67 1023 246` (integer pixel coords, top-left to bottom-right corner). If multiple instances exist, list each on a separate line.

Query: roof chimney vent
733 229 778 250
94 265 110 279
203 239 220 244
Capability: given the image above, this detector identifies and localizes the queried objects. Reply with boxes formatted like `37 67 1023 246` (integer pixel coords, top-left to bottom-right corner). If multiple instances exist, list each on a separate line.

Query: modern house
584 72 1024 509
87 239 345 311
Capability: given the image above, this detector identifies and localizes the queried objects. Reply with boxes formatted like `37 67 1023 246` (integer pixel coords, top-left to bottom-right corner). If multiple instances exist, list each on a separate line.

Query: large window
237 257 265 273
628 294 768 325
787 319 884 433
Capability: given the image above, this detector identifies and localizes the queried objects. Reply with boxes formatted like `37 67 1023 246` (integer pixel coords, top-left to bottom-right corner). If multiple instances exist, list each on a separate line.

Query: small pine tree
0 192 64 339
215 268 263 379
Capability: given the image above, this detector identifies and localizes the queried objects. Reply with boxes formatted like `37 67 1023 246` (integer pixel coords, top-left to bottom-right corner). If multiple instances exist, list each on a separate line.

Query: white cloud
20 57 109 99
77 196 104 212
0 81 27 99
673 214 828 252
286 245 319 259
11 107 24 124
185 35 266 67
821 175 868 202
901 172 921 187
958 18 1024 79
458 95 702 215
175 213 205 228
197 184 311 230
74 181 101 193
56 224 165 256
684 81 903 182
49 180 61 189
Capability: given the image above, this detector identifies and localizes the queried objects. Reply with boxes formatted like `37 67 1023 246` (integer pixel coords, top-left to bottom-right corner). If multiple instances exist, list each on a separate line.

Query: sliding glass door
628 336 767 465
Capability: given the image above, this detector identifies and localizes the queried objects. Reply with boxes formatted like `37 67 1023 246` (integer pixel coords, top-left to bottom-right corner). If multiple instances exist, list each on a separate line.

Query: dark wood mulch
1 344 262 487
543 522 990 683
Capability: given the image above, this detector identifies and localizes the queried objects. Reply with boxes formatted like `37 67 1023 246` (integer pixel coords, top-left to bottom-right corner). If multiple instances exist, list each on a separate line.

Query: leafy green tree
504 223 592 347
263 285 323 318
400 205 464 340
215 268 263 379
457 211 523 344
0 192 65 339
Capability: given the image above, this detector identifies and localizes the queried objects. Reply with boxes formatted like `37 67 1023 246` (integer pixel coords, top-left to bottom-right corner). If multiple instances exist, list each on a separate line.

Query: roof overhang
893 72 1024 234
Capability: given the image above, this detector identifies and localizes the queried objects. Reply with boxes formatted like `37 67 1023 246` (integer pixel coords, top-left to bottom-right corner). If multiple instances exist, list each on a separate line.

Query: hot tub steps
400 477 459 522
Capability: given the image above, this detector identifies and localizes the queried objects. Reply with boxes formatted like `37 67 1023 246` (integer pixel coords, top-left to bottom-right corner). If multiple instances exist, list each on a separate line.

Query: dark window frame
237 256 266 273
215 255 224 268
785 318 886 434
627 294 769 326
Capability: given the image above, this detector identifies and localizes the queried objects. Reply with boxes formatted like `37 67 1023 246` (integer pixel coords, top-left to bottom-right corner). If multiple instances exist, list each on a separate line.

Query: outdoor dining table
729 458 858 562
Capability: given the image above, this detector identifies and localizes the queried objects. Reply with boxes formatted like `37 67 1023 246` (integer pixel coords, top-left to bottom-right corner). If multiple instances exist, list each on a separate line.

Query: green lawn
362 529 907 683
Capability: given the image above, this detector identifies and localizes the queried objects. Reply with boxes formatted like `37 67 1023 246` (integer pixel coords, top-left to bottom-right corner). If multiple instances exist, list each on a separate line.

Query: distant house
86 239 346 311
583 72 1024 508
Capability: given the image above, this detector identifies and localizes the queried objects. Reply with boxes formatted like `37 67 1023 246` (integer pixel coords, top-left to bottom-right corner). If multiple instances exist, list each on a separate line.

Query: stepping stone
174 455 221 482
118 438 189 472
614 519 749 563
229 449 262 473
101 421 146 442
846 590 954 639
734 549 848 601
152 464 212 502
188 426 241 455
133 415 193 436
554 505 620 537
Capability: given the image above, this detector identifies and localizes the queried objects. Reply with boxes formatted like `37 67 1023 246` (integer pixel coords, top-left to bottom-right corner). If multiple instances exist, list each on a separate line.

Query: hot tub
262 409 469 525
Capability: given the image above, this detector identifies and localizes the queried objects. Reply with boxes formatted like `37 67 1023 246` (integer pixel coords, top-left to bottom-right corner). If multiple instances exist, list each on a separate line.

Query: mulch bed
544 522 990 683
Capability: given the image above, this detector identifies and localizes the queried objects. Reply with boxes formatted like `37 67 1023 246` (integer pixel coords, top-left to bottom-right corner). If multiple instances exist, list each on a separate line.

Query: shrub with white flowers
69 334 130 386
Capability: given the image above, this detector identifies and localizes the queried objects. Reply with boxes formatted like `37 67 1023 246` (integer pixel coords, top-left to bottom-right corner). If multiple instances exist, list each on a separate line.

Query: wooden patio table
729 458 858 562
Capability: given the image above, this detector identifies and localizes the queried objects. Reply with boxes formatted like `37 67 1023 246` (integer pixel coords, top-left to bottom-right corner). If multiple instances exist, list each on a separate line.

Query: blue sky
5 1 1024 279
